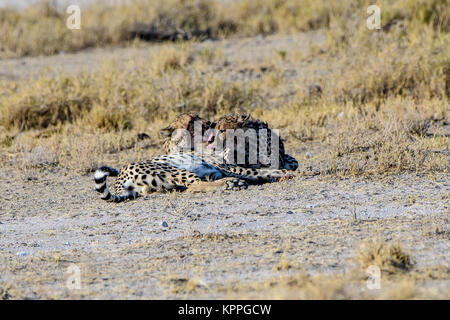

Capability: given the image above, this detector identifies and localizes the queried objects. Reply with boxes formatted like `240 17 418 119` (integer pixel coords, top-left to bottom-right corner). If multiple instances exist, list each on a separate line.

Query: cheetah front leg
187 177 248 193
257 168 295 182
223 166 295 183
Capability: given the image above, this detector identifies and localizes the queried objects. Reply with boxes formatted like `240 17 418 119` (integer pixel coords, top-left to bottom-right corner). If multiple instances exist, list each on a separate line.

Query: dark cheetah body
210 113 299 171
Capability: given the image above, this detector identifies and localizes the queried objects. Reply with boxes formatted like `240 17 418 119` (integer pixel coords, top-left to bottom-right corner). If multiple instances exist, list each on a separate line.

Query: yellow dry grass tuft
357 239 412 274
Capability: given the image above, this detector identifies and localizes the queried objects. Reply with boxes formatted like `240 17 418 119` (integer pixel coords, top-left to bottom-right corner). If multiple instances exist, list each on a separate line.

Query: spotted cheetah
94 149 293 202
94 113 297 202
159 113 298 171
207 113 299 170
160 113 212 154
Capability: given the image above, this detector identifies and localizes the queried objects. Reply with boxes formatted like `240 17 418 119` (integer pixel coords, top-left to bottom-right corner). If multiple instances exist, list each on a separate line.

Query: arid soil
0 33 449 299
0 166 448 299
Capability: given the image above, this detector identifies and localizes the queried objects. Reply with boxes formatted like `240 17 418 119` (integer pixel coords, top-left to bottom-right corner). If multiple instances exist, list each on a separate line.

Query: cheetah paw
279 173 295 182
225 179 248 191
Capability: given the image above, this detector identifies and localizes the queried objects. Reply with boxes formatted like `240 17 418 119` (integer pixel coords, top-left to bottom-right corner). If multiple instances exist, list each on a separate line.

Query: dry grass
0 0 448 59
225 269 448 299
357 239 412 274
225 240 446 300
160 273 207 295
0 0 448 177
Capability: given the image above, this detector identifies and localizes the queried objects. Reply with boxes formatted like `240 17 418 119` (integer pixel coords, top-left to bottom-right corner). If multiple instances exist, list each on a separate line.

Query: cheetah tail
94 166 121 202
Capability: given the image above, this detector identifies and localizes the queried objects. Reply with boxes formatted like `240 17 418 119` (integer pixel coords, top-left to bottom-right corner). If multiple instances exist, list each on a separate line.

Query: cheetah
160 113 212 154
159 113 298 171
94 148 293 202
207 113 299 171
94 113 297 202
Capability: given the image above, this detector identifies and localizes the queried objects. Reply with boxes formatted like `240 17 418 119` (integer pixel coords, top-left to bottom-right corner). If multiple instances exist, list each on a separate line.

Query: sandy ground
0 166 448 299
0 33 449 299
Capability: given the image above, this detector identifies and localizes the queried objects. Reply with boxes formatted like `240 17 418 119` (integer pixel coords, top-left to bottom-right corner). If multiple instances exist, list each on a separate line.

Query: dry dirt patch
0 167 448 299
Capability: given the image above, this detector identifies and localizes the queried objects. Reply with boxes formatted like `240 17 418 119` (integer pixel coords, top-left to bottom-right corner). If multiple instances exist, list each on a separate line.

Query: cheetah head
207 113 287 168
160 113 214 153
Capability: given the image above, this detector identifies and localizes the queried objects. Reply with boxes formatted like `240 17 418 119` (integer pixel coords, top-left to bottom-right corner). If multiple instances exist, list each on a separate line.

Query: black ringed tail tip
94 166 136 203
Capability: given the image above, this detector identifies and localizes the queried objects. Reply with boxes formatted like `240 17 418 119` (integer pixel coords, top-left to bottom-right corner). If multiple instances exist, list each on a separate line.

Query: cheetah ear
241 113 251 121
159 126 173 137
